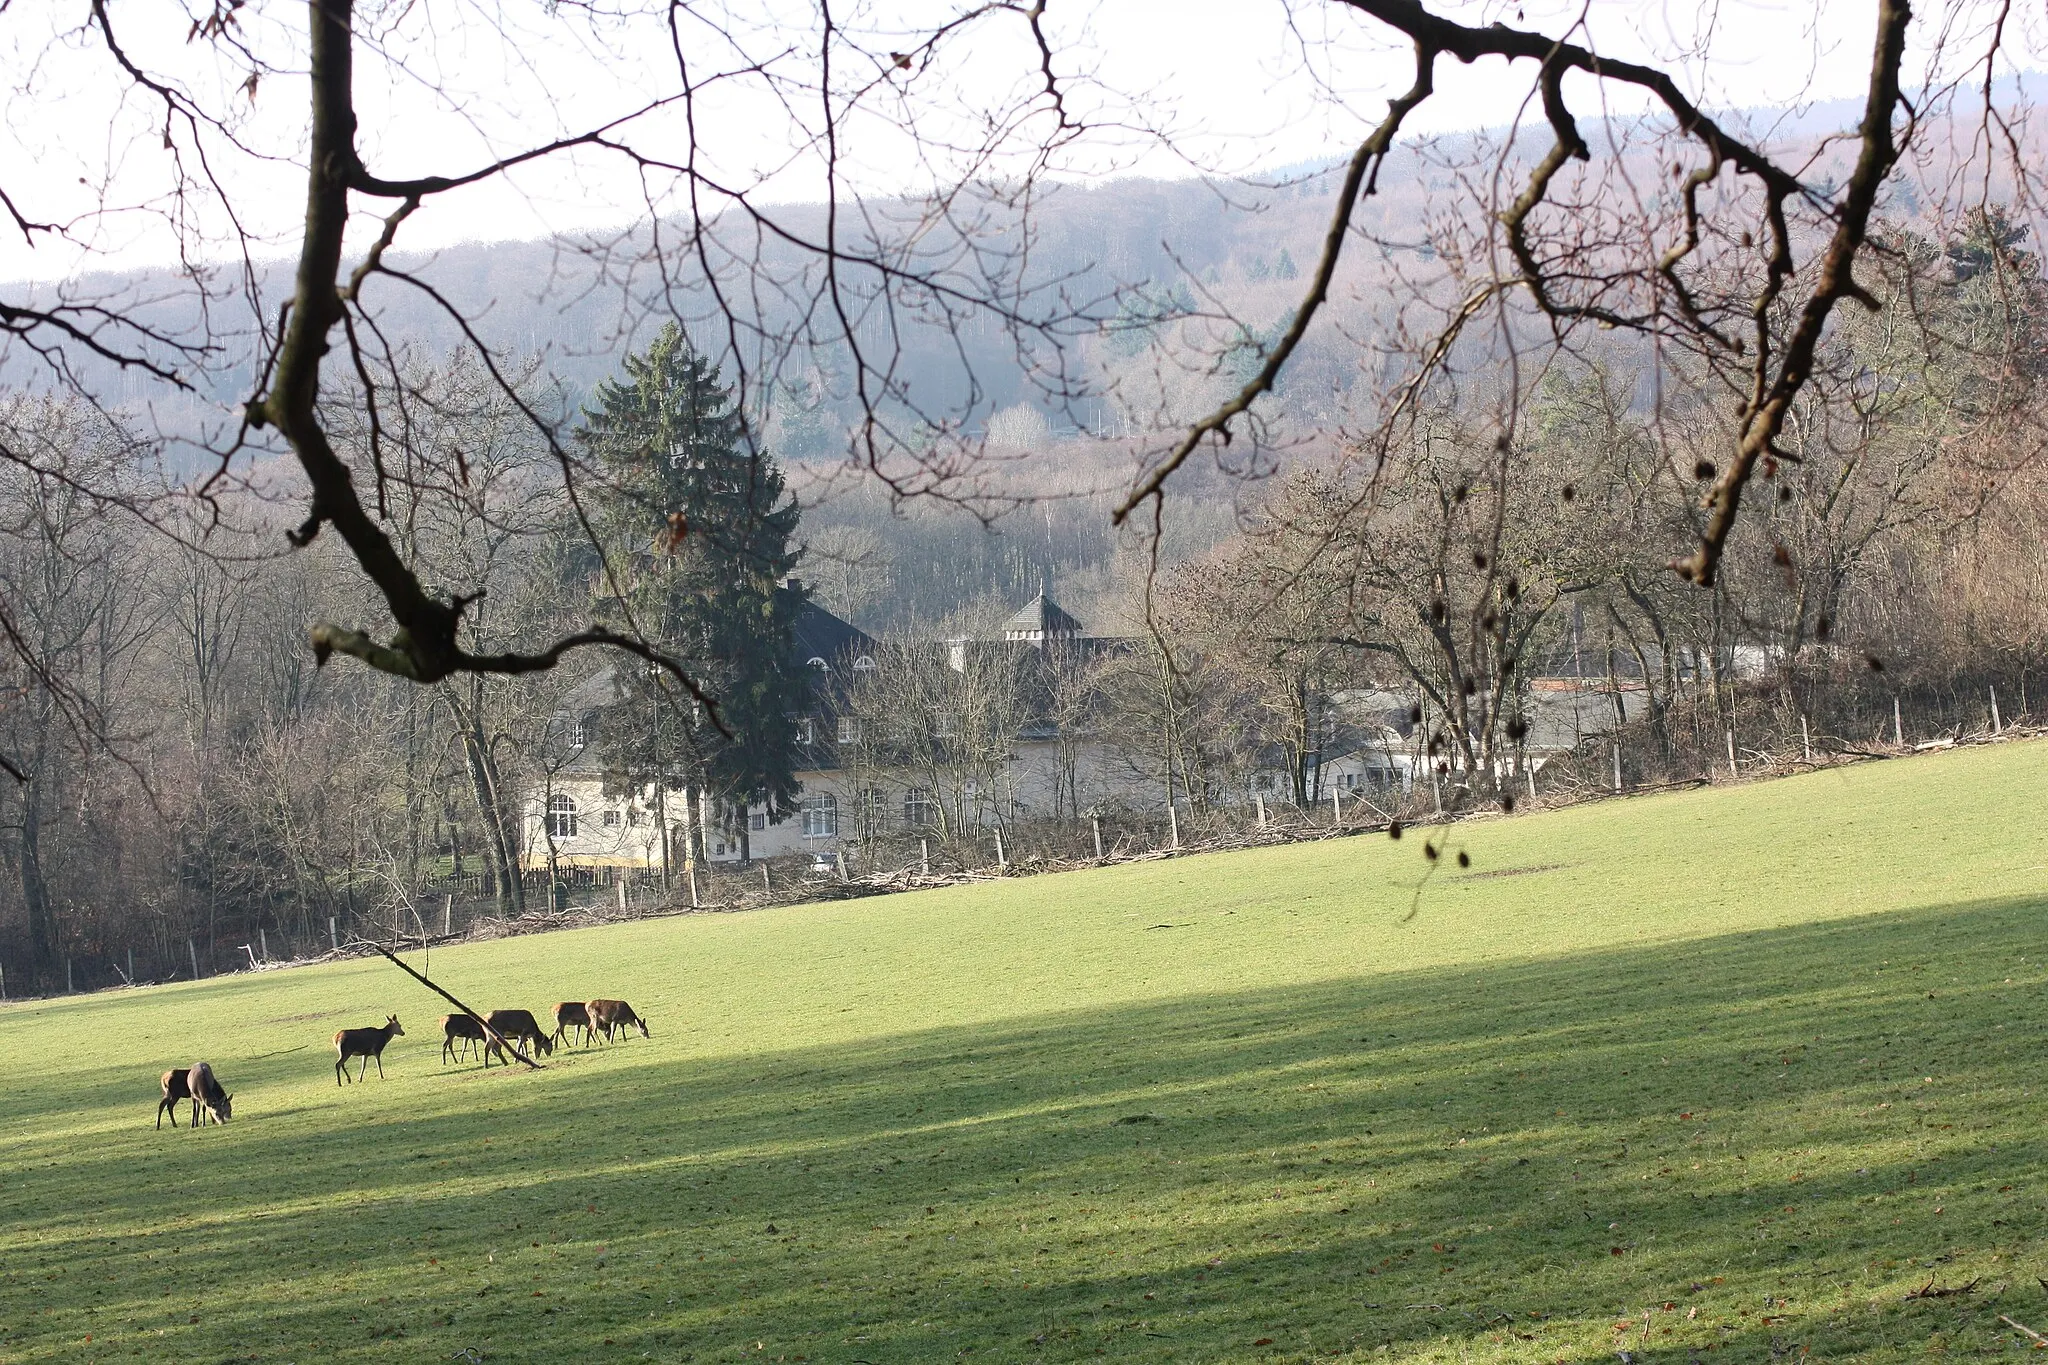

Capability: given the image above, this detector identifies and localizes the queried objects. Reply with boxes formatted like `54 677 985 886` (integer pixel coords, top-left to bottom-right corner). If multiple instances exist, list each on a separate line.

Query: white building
521 587 1668 871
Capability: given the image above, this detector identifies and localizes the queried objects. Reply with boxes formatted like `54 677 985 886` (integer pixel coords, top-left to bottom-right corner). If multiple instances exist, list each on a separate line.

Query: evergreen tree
580 324 808 860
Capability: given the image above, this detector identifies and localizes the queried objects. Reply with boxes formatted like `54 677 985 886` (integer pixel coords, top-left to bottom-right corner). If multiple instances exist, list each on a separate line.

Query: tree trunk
19 778 54 978
459 724 522 916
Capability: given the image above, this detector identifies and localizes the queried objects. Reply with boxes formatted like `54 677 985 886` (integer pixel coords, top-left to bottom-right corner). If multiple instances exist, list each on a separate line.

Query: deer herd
152 996 650 1129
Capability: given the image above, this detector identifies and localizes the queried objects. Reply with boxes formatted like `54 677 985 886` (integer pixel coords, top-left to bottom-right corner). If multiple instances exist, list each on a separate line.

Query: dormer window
795 716 816 745
807 656 829 673
853 655 876 672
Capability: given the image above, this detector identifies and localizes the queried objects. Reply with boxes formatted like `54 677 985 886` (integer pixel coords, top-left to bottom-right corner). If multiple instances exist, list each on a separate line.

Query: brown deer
333 1015 405 1084
157 1063 234 1127
586 998 650 1044
440 1012 486 1064
550 1001 592 1049
187 1062 232 1125
155 1067 191 1128
480 1009 553 1067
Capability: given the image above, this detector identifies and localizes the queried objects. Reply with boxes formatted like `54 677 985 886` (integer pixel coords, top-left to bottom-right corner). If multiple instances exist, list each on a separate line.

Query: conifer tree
580 324 807 861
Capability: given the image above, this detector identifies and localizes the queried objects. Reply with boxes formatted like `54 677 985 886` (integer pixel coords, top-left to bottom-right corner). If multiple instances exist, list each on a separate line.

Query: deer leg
336 1056 348 1085
375 1053 386 1079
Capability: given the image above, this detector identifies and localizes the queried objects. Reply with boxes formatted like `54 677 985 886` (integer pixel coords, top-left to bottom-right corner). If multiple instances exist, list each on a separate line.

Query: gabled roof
1000 588 1083 640
786 586 875 665
556 593 872 726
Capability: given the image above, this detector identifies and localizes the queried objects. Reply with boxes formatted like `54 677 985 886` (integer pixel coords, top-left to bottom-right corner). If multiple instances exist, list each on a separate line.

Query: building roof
787 582 875 664
557 591 871 726
1000 588 1083 641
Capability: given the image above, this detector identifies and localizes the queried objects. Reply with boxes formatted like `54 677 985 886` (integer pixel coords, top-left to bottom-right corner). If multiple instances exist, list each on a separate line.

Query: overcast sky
0 0 2031 283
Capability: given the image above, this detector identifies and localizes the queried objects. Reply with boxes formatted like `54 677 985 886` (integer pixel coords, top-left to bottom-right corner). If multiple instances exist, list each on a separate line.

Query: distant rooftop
1000 587 1083 643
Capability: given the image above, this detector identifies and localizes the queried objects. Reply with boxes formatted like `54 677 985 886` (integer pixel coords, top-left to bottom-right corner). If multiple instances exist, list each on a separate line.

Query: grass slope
3 742 2048 1364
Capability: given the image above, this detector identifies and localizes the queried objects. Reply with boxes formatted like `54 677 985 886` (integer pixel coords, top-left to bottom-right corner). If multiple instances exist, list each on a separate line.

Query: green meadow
5 742 2048 1363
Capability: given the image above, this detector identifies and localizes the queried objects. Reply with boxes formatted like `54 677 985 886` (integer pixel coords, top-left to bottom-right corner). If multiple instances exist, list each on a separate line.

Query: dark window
546 794 579 840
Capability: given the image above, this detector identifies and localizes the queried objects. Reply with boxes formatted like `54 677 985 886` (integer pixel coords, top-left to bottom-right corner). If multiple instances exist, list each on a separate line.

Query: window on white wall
546 794 579 840
802 795 838 838
602 808 621 827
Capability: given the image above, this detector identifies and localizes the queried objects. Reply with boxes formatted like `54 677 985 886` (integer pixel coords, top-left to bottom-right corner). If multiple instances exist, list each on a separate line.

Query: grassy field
4 742 2048 1364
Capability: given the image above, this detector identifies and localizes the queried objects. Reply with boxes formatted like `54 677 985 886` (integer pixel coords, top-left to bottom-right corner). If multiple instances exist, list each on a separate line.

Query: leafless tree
843 633 1031 842
5 0 2025 710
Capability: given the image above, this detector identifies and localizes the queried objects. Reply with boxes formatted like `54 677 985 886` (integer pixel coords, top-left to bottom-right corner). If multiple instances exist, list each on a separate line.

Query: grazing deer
333 1014 405 1085
480 1009 553 1067
440 1012 486 1064
586 998 650 1044
158 1063 233 1128
186 1062 232 1125
550 1001 592 1049
156 1067 191 1129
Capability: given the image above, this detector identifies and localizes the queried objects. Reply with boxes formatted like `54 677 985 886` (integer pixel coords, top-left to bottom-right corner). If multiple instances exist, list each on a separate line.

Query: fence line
6 718 2039 1001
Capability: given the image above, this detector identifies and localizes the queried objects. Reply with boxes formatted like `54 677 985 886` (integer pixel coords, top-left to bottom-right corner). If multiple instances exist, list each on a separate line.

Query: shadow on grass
8 894 2048 1363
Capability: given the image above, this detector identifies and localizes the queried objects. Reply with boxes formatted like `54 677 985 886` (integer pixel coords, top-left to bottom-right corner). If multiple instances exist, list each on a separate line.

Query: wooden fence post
1254 793 1267 829
688 865 700 909
189 938 200 981
65 957 73 994
1801 715 1812 761
761 863 772 893
1894 696 1904 748
0 958 7 1000
1091 816 1103 859
1525 764 1537 804
329 917 339 952
993 830 1006 870
1725 729 1737 780
921 839 930 875
837 849 849 881
1431 765 1442 814
1612 742 1622 793
444 894 454 936
1167 802 1181 850
1330 786 1342 824
259 929 268 964
1991 685 2003 734
127 947 135 984
616 879 627 915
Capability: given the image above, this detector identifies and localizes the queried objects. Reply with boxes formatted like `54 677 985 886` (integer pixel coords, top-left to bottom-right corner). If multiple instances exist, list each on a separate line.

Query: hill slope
3 741 2046 1362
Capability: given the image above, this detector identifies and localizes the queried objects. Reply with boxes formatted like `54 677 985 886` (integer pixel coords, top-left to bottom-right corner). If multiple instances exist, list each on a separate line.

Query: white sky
0 0 2031 283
